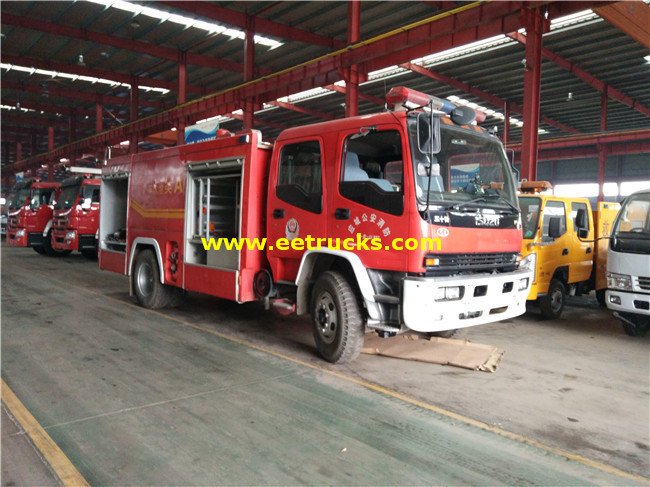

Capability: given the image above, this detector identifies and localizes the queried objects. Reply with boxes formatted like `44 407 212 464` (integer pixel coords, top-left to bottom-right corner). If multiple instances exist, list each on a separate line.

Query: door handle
586 247 592 254
335 208 350 220
272 208 284 219
562 248 569 255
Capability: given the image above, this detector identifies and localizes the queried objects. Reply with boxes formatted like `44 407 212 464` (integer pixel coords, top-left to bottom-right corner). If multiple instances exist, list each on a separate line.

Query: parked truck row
5 87 648 360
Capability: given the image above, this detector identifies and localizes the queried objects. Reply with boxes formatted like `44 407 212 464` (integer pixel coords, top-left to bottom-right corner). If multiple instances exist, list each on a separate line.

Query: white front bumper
402 269 532 332
605 290 650 317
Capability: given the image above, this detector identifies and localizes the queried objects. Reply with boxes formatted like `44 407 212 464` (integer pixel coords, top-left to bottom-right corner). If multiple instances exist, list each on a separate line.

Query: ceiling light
566 92 574 102
78 54 85 66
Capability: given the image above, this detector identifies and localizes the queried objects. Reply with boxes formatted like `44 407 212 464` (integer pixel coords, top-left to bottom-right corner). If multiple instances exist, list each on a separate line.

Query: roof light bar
386 86 487 124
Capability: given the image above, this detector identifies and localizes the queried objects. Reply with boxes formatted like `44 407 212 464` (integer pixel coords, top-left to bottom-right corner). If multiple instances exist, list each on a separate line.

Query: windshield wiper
451 194 519 213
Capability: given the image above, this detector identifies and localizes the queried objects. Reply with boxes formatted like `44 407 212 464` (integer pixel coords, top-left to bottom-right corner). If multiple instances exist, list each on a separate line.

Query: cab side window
541 200 566 241
276 140 323 214
339 129 404 216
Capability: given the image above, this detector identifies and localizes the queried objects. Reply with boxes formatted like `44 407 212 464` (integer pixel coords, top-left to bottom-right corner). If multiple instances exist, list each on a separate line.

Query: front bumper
7 228 45 247
606 290 650 317
402 268 532 332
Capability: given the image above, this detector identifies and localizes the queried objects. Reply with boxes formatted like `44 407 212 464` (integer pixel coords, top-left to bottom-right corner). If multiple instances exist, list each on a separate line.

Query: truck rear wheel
310 271 364 364
133 249 178 309
619 313 650 337
538 278 565 320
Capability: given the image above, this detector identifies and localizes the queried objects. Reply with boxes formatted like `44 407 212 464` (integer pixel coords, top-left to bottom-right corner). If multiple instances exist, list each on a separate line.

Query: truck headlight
519 253 536 281
434 286 463 301
66 231 76 239
16 229 25 237
606 272 632 291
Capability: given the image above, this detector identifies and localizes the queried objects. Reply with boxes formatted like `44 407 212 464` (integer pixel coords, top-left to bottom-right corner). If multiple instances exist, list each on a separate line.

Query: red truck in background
52 173 101 258
6 179 63 256
99 87 532 363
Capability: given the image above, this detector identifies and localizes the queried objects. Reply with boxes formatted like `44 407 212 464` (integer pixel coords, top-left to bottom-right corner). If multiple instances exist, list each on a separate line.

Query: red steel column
48 126 55 181
597 88 608 202
243 15 255 130
16 142 22 163
177 51 187 145
345 1 361 118
96 94 103 134
519 9 548 182
503 102 511 145
130 76 139 154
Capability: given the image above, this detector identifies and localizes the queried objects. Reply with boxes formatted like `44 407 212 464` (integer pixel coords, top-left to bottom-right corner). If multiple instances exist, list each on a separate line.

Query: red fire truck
52 174 101 258
6 179 62 256
99 87 532 363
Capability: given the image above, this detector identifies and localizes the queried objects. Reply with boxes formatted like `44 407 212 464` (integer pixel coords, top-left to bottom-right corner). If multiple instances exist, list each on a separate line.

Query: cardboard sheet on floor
361 334 504 372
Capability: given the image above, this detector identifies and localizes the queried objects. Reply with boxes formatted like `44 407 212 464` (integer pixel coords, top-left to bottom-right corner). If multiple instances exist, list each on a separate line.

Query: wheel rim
315 291 338 345
136 262 154 297
549 288 563 313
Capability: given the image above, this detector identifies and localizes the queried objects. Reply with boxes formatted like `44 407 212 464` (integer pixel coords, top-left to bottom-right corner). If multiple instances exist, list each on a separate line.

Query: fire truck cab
7 179 62 256
99 87 533 363
52 175 101 258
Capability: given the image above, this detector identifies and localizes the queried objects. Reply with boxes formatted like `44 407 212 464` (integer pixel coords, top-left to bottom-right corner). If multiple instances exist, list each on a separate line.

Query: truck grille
637 276 650 291
425 252 519 277
54 215 69 229
8 216 19 228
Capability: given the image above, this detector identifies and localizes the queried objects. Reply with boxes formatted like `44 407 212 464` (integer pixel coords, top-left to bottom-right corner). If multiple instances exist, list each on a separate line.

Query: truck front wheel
619 313 650 337
310 271 365 364
133 249 178 309
538 278 565 320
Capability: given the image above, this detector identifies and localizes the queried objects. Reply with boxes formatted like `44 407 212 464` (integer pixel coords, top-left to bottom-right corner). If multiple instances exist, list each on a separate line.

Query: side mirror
416 112 441 154
575 208 588 230
29 198 40 211
80 198 92 210
548 217 563 239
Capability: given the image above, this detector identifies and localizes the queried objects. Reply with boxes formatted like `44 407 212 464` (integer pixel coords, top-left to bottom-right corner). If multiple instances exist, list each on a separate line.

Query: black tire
538 278 566 320
620 313 650 337
33 245 46 255
133 249 177 309
596 289 606 308
42 230 71 257
427 329 458 339
310 271 365 364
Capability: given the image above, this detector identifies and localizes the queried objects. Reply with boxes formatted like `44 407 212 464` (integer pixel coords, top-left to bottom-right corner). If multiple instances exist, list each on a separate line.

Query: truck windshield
612 192 650 238
31 187 55 207
408 117 517 213
518 196 541 239
9 188 30 210
56 184 82 209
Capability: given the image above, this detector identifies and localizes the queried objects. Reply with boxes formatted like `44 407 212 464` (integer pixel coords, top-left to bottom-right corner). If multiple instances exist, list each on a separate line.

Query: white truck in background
606 189 650 337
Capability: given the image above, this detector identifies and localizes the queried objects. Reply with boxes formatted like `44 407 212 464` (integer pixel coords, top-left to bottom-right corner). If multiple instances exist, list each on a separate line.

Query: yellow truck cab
518 182 594 319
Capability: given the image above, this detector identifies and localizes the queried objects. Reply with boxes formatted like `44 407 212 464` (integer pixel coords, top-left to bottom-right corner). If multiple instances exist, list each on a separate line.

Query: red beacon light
386 86 486 125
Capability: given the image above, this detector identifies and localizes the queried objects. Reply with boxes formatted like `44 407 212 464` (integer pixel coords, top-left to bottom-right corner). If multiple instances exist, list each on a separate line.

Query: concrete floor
2 242 649 486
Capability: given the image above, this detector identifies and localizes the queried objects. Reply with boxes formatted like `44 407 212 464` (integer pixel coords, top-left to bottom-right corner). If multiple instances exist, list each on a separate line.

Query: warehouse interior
1 1 649 485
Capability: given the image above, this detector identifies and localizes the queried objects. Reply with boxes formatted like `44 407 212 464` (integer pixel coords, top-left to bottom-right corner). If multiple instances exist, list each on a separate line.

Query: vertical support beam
345 0 361 118
130 76 139 154
48 126 55 181
519 9 549 182
16 142 22 163
597 88 608 202
177 51 187 145
96 95 103 134
503 102 511 145
130 76 139 122
69 109 77 145
243 15 255 130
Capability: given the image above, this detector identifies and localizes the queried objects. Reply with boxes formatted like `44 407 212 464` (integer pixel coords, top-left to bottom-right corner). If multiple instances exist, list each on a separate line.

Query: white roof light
87 0 282 49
